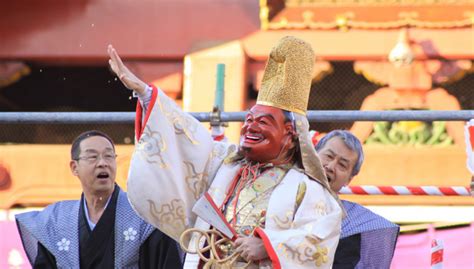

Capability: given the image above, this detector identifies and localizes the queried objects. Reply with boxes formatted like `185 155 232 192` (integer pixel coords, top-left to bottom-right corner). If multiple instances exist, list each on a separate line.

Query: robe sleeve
33 242 58 269
333 233 361 269
127 85 229 244
254 179 342 269
358 227 399 269
138 229 184 269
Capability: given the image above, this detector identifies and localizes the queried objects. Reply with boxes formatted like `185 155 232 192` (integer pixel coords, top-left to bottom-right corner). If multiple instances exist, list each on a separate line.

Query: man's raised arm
106 45 228 243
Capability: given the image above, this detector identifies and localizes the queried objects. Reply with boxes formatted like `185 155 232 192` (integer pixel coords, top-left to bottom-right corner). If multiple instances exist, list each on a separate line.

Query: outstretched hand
107 45 147 95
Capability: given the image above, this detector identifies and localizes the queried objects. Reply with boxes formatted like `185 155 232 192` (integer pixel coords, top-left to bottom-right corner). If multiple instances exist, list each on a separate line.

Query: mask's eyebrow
248 109 276 120
255 113 276 121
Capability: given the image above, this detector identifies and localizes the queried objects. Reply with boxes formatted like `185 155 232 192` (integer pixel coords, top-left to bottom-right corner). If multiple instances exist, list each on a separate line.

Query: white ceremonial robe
127 87 342 268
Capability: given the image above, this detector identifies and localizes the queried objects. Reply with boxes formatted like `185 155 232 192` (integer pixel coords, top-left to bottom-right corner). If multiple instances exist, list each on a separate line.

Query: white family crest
57 238 70 251
123 227 138 241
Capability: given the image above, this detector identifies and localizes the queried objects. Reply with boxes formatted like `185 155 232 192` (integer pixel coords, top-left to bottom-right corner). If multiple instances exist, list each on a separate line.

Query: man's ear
284 122 296 136
284 123 297 150
70 160 78 176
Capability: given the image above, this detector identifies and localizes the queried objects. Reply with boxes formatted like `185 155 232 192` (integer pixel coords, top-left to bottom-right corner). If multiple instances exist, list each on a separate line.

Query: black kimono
17 185 183 269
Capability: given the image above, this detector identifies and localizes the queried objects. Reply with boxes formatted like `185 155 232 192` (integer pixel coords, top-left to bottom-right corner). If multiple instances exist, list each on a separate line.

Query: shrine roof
263 0 474 30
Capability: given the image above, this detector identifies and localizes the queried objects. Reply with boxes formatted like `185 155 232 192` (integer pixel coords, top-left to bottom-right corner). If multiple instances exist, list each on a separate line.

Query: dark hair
315 130 364 176
281 109 301 164
71 130 115 160
282 110 294 123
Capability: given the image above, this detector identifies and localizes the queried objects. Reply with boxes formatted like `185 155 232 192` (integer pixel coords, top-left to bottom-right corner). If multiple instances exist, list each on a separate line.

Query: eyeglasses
74 153 117 164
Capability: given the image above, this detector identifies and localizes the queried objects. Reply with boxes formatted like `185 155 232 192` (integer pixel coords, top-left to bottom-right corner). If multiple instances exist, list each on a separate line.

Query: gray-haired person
315 130 399 269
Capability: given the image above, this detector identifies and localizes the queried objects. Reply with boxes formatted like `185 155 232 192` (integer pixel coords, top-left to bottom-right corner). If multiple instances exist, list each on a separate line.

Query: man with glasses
315 130 399 269
15 130 183 268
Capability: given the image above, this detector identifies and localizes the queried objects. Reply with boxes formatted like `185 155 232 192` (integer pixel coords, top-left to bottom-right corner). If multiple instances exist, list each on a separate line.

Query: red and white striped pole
431 239 443 269
339 185 471 196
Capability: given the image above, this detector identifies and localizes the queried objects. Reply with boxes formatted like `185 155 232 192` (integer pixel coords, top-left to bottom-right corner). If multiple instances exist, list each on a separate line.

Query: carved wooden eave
241 29 474 61
261 0 474 30
251 2 474 60
354 60 474 86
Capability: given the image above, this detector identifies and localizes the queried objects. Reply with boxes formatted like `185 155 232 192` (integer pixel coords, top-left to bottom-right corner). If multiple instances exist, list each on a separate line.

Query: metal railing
1 110 474 124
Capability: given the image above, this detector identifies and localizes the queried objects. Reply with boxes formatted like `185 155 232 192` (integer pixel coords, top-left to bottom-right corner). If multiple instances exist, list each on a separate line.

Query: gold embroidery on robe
295 182 307 211
313 246 329 266
224 165 290 236
137 126 168 168
272 210 295 229
315 200 329 216
148 199 187 239
170 111 199 145
278 236 329 266
184 161 209 199
156 91 200 145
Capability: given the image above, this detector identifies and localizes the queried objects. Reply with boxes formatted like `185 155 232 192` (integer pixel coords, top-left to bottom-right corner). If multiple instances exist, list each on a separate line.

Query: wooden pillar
183 41 247 143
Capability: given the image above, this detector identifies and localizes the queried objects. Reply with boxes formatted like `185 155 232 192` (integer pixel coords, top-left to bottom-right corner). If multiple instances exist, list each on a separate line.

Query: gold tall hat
256 36 342 208
256 36 315 115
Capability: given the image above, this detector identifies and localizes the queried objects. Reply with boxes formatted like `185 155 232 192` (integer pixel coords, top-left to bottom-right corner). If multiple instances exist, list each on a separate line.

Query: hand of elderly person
107 44 147 95
234 236 269 262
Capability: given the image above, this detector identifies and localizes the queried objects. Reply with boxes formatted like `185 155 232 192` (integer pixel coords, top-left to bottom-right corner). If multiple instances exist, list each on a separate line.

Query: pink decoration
0 214 30 268
391 224 474 268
